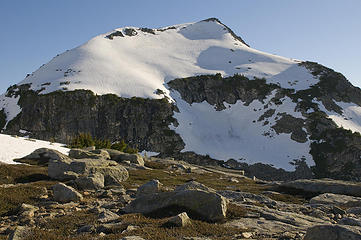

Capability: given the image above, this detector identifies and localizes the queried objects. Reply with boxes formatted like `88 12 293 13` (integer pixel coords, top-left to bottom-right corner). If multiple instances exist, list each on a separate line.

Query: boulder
106 150 144 166
22 148 69 161
136 179 162 197
281 179 361 197
104 149 124 159
125 182 227 222
69 148 110 160
310 193 361 208
48 157 77 180
175 181 215 193
91 149 111 159
97 209 120 223
166 212 191 227
52 183 83 203
75 172 105 190
48 158 128 185
304 224 361 240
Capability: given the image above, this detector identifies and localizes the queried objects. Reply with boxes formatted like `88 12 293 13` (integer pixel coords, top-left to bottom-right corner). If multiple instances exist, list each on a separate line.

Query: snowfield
170 90 313 171
0 18 360 170
0 134 69 164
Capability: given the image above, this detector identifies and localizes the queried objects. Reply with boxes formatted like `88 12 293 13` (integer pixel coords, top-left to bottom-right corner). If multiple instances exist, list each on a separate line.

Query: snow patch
0 95 21 129
318 101 361 133
0 134 69 164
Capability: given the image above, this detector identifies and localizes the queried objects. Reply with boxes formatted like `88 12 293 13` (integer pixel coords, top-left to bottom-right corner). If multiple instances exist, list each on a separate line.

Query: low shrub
69 133 138 153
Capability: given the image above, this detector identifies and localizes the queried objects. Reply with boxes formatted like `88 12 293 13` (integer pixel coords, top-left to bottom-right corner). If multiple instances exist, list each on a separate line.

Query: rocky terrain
1 147 361 240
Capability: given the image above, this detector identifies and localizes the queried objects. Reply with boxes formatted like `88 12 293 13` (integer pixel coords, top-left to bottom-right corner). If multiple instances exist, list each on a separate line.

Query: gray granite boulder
52 183 83 203
125 182 227 222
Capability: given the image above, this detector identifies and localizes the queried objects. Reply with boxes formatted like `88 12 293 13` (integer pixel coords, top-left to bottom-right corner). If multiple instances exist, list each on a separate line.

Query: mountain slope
1 18 360 176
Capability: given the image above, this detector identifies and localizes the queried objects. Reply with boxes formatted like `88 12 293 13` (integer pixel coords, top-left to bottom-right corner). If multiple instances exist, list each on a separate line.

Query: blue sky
1 0 360 93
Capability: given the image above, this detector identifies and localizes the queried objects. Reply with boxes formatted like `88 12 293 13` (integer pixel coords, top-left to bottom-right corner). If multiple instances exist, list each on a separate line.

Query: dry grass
0 181 54 216
266 192 305 205
103 213 245 240
0 164 49 185
0 164 55 216
24 230 93 240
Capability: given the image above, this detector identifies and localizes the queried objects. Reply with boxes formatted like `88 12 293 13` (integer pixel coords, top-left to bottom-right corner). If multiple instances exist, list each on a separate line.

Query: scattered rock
166 212 191 227
136 179 162 197
241 232 254 238
52 183 83 203
97 209 120 223
17 203 39 219
304 224 361 240
96 222 123 234
77 225 95 234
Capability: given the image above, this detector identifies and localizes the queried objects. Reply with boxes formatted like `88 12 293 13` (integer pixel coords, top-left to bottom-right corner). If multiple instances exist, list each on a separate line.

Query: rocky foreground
1 149 361 240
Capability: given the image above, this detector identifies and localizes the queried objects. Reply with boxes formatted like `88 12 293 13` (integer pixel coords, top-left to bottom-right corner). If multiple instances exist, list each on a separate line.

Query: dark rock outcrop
4 89 184 154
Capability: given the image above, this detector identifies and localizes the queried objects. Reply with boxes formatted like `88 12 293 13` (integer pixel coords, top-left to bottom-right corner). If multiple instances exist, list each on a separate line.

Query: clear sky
1 0 360 93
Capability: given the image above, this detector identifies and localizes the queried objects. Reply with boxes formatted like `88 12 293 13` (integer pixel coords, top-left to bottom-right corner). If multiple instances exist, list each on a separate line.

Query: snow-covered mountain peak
1 18 361 174
6 18 316 102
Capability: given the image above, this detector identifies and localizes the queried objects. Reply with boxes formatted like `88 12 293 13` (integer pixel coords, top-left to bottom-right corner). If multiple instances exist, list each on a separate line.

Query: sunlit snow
0 134 69 164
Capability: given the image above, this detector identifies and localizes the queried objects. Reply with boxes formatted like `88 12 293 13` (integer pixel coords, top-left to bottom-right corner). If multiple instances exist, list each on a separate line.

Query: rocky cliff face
4 86 184 154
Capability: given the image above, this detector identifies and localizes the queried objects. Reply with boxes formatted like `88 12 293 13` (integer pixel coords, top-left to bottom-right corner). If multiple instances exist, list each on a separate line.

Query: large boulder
105 149 144 166
22 148 69 161
52 183 83 203
125 182 227 222
48 158 128 185
281 179 361 197
310 193 361 208
304 224 361 240
69 149 110 160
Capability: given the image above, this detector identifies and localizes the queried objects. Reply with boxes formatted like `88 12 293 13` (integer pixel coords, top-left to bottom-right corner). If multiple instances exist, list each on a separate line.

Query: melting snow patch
318 101 361 134
0 95 21 129
0 134 69 164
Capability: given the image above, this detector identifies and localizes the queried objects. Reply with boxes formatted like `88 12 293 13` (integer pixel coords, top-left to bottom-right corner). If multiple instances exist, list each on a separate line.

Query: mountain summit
1 18 361 180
